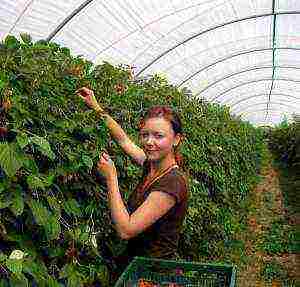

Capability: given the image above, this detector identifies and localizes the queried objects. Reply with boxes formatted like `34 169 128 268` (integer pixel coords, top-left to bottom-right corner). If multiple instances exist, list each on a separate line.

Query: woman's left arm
106 174 176 240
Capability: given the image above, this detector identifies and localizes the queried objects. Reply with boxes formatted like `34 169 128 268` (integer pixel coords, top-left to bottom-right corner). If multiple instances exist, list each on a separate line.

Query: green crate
114 257 236 287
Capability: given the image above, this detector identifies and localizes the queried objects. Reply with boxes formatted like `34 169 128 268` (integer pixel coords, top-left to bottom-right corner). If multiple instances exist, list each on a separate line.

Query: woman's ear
174 133 183 147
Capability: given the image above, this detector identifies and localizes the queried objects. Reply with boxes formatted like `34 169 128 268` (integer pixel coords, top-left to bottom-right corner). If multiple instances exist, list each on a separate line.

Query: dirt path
236 165 299 287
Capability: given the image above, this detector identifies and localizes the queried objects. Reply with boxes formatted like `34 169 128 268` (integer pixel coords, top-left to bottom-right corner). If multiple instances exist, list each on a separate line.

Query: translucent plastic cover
1 0 299 126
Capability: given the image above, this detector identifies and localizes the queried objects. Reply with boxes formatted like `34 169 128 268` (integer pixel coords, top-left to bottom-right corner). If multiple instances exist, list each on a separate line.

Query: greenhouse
0 0 299 286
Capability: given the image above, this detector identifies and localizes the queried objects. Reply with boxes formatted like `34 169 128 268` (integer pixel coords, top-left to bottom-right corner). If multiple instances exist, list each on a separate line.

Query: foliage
266 116 300 169
0 34 114 286
266 117 300 214
261 260 289 283
260 219 299 255
0 34 266 285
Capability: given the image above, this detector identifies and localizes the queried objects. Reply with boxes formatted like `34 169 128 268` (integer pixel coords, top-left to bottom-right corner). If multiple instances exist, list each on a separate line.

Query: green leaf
81 155 93 170
64 199 82 217
0 193 12 209
48 246 65 258
0 143 24 177
27 200 60 240
23 258 48 282
4 35 20 49
0 72 8 91
26 174 55 191
0 253 7 262
44 215 61 240
9 273 28 287
46 276 61 287
16 133 30 149
23 157 39 174
96 264 109 286
45 174 55 186
10 186 24 216
0 79 5 90
23 260 48 286
79 231 89 243
71 227 89 243
0 279 9 287
60 263 84 287
28 199 50 226
6 258 23 274
47 196 61 216
20 33 32 44
31 136 55 160
26 175 46 191
61 47 71 56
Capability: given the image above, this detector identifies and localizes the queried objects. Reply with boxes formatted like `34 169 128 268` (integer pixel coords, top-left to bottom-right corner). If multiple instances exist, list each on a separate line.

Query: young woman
76 87 189 267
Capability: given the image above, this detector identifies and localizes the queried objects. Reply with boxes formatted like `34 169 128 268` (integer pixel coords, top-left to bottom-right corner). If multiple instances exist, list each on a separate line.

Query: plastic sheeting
1 0 300 126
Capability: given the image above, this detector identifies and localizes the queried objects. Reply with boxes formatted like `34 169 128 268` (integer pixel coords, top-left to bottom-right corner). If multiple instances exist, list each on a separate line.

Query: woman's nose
145 135 155 145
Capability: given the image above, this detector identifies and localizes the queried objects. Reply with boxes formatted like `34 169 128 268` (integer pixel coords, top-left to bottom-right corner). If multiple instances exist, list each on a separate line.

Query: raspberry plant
0 34 266 286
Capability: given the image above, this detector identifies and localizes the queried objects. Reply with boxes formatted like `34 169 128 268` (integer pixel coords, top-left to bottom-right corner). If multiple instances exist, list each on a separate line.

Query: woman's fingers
99 156 107 164
97 152 116 178
76 88 94 101
78 95 86 101
76 87 92 96
99 151 109 162
101 152 110 162
76 87 106 114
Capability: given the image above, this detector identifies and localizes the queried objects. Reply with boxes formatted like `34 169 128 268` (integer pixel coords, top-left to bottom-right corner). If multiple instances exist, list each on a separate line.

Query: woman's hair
138 105 184 167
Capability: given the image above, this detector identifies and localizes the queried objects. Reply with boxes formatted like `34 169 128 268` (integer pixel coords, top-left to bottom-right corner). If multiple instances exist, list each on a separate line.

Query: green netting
114 257 236 287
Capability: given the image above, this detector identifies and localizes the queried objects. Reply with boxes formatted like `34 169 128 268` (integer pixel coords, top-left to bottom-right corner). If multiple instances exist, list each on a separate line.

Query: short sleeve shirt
126 161 189 259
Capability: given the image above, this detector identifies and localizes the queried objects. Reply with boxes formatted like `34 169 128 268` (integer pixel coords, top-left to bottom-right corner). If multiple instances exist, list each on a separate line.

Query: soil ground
236 164 299 287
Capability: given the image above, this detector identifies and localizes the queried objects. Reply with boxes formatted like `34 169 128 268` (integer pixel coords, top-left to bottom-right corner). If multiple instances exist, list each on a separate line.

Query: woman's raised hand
97 151 117 179
76 87 104 113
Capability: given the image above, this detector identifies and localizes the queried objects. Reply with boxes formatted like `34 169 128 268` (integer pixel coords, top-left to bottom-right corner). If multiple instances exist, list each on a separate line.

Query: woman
76 87 189 268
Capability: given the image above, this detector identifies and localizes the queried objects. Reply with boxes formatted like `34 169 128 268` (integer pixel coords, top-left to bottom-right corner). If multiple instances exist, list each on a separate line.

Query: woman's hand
97 151 117 179
76 87 104 113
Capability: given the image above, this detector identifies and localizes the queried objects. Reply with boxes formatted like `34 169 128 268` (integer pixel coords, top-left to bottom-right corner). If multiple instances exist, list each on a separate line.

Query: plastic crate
114 257 236 287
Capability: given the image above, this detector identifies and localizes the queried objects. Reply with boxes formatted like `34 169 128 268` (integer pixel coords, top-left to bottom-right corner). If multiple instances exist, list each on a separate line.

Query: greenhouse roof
1 0 300 126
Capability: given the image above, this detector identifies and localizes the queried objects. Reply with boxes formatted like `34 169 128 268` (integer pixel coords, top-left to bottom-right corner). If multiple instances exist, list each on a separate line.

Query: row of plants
260 219 298 255
266 116 300 169
265 117 300 215
0 34 267 286
257 119 299 285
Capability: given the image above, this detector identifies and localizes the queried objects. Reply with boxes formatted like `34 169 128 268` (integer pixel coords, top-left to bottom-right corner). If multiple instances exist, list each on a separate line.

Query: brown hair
138 105 184 167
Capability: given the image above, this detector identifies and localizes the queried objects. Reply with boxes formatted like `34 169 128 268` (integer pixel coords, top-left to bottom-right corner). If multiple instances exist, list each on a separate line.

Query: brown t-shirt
126 161 189 259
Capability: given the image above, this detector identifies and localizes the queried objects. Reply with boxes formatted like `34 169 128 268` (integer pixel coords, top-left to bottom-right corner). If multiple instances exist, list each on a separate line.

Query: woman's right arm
76 87 146 166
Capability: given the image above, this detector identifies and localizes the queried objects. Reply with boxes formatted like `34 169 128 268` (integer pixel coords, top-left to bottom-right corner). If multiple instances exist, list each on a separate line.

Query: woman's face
139 117 179 162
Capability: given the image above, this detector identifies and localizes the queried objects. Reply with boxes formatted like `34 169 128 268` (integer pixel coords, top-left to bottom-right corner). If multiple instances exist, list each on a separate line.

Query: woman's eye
140 133 148 138
140 132 163 139
155 134 164 139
